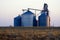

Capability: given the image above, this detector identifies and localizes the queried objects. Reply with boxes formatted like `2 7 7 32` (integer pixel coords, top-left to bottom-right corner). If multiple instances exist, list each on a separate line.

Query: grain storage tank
38 3 50 27
21 10 37 27
38 10 47 26
33 16 37 26
14 15 21 26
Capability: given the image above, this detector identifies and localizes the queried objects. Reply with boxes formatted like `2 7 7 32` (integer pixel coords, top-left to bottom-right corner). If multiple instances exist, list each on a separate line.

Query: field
0 27 60 40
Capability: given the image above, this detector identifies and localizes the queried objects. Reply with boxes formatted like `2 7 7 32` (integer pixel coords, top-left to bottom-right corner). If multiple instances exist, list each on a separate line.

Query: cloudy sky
0 0 60 26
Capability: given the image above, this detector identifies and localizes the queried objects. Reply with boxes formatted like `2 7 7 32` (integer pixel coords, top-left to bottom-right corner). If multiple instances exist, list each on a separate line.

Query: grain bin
14 15 21 26
38 10 47 26
21 10 37 27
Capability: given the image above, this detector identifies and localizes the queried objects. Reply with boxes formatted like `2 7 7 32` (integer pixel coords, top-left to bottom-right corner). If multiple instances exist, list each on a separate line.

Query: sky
0 0 60 27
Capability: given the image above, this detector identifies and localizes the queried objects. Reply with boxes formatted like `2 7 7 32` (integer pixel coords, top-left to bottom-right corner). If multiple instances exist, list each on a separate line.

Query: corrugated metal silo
14 15 21 26
38 10 47 26
21 10 37 27
38 3 50 27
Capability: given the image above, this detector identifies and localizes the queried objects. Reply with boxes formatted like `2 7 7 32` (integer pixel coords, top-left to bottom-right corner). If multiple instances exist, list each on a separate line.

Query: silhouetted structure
38 3 50 26
38 11 47 26
33 16 37 26
14 15 21 26
14 3 50 27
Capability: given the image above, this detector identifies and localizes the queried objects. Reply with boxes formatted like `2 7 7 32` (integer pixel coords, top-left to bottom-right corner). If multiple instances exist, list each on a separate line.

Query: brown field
0 27 60 40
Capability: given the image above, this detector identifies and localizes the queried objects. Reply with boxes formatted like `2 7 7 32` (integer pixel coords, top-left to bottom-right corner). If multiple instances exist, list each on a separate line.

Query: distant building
21 10 37 27
14 15 21 26
38 3 50 27
38 10 47 26
14 3 50 27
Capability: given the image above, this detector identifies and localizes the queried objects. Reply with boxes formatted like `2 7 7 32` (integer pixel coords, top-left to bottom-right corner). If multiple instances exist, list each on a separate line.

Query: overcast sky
0 0 60 26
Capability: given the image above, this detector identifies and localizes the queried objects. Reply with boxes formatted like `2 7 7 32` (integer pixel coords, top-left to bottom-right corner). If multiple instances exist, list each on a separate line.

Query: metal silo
38 3 50 27
33 16 37 26
38 10 47 26
21 10 37 27
14 15 21 26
